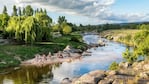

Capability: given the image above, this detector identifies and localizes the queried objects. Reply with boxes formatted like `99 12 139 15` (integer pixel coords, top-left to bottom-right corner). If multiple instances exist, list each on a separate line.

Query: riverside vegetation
0 5 87 70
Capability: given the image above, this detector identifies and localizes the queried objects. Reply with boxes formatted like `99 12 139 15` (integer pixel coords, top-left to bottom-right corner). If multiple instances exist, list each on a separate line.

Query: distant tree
23 7 25 15
36 8 39 13
12 5 18 16
25 5 33 16
40 8 43 13
44 9 47 14
58 16 67 25
18 7 22 16
3 5 7 14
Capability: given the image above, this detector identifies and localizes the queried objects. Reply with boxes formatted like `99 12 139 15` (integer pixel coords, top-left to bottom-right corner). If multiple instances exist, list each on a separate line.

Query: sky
0 0 149 25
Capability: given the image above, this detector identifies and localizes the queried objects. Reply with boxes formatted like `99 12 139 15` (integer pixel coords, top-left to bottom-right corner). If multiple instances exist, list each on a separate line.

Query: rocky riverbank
21 45 83 67
61 60 149 84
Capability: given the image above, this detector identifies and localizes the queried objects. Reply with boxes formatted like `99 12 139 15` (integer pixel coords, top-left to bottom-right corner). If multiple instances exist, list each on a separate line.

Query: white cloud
0 0 149 24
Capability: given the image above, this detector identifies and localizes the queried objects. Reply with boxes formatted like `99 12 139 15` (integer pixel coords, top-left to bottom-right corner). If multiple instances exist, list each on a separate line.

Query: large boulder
72 70 106 84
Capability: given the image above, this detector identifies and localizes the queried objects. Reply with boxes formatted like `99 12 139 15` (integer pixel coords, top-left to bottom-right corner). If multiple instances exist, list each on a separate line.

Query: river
0 35 127 84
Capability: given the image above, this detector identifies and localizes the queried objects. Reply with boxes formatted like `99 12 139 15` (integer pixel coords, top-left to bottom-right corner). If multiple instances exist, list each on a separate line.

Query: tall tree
3 5 7 14
36 8 39 13
18 7 22 16
40 8 43 13
25 5 33 16
23 7 25 15
12 5 18 16
58 16 67 25
44 9 47 14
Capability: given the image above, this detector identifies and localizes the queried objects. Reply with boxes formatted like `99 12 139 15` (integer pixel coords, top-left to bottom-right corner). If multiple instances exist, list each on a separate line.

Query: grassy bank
100 29 140 46
0 34 87 69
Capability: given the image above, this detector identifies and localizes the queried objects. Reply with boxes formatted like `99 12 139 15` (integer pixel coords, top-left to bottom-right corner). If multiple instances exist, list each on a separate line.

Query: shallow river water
0 35 128 84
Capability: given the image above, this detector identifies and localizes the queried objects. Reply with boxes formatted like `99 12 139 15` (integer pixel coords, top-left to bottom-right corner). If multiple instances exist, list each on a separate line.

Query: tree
23 7 25 15
40 8 43 13
3 5 7 14
0 14 9 31
12 5 18 16
25 5 33 16
6 16 20 39
35 13 52 41
18 7 22 16
22 16 38 43
122 48 137 63
62 23 72 34
44 9 47 14
58 16 67 25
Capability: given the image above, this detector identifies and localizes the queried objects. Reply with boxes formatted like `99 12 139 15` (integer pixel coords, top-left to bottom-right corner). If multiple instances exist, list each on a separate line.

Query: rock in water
61 78 72 84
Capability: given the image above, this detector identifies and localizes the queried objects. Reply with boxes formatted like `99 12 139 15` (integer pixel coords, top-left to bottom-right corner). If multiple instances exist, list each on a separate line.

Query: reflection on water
0 64 61 84
0 35 128 84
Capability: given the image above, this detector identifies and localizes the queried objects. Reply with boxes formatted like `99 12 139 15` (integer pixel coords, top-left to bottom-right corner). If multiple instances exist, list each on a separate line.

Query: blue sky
0 0 149 25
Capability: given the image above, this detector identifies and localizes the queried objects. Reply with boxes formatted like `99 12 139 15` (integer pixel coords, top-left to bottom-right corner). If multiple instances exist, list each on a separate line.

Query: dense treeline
76 22 149 33
0 5 72 44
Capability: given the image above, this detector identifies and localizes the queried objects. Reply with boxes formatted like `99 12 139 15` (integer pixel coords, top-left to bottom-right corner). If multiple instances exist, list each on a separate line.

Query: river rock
98 79 113 84
63 45 82 53
119 62 131 69
143 63 149 70
107 70 118 75
139 72 149 79
72 70 106 84
61 78 72 84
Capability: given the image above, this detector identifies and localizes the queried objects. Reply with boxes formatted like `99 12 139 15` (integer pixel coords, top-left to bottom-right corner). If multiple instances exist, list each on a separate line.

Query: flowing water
0 35 128 84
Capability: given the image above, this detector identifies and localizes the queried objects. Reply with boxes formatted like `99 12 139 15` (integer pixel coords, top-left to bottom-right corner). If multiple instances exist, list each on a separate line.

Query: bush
109 61 119 70
122 48 137 63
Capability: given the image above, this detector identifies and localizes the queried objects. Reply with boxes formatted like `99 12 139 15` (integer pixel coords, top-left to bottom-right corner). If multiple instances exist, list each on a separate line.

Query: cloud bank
2 0 149 24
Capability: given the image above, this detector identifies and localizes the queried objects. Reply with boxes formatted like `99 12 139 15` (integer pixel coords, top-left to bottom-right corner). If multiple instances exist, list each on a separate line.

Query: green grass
100 29 140 46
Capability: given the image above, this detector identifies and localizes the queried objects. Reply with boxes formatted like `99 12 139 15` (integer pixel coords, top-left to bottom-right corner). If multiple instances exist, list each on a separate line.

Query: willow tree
35 13 52 41
22 16 39 43
0 14 9 31
6 16 19 38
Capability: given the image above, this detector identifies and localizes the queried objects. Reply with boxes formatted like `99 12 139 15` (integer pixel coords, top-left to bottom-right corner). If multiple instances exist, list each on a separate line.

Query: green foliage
25 5 33 16
12 5 18 16
2 5 7 14
22 16 38 43
62 24 72 34
58 16 67 25
52 24 59 32
18 7 22 16
133 24 149 59
122 48 137 63
0 14 9 31
109 61 119 70
35 13 52 41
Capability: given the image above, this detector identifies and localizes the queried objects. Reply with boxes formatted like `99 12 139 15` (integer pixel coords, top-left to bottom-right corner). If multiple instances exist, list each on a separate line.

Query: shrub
109 61 119 70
